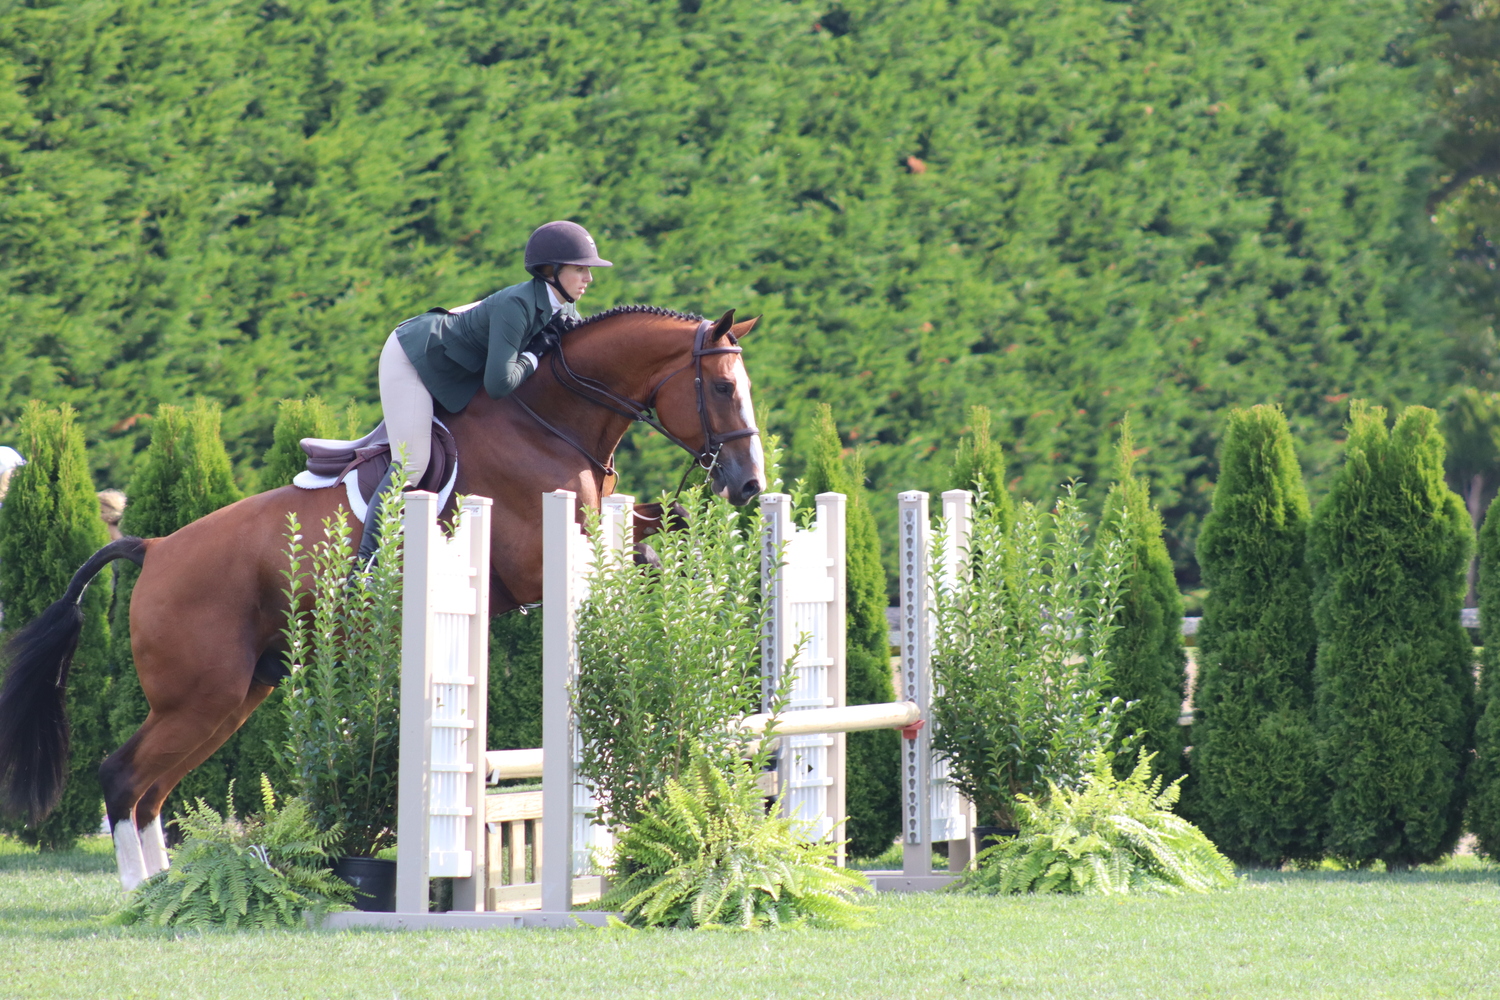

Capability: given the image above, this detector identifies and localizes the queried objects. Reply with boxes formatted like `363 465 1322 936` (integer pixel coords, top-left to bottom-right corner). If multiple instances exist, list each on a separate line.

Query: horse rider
358 220 612 564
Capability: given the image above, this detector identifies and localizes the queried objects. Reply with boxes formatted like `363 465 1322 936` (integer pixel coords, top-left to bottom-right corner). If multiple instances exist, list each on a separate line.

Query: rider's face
556 264 593 300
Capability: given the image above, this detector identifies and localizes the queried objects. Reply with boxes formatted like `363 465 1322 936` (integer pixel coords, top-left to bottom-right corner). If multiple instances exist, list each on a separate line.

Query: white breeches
379 332 433 485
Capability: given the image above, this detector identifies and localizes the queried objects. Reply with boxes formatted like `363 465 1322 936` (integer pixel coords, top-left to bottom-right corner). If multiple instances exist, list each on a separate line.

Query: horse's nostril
742 479 761 498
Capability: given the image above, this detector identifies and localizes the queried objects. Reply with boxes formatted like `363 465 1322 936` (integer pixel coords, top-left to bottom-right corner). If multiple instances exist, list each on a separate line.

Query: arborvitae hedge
0 402 112 848
1099 421 1187 782
950 406 1014 533
110 400 255 823
798 403 899 859
1468 491 1500 858
0 0 1459 586
1309 403 1474 867
1189 405 1324 866
259 398 342 492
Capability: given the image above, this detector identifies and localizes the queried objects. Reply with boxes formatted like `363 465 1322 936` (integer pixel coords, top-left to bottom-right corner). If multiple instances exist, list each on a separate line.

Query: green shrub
231 398 368 811
3 0 1453 578
602 748 871 929
930 485 1127 828
1100 420 1187 781
111 400 251 821
573 493 775 828
116 777 351 929
0 402 112 849
1309 403 1474 867
954 751 1235 896
259 397 342 492
1467 490 1500 857
278 481 404 858
795 404 898 860
1189 404 1324 866
950 405 1015 533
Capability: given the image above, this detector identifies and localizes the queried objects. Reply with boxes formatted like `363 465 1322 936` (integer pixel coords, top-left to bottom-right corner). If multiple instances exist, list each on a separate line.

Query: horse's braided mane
576 304 704 327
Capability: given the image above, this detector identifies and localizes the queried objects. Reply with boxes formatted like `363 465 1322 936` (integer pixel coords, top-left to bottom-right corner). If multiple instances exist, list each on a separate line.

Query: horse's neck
545 317 692 457
457 315 692 481
562 315 690 405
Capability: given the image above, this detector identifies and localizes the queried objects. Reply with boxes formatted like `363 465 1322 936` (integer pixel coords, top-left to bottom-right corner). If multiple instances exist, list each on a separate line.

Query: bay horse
0 307 763 889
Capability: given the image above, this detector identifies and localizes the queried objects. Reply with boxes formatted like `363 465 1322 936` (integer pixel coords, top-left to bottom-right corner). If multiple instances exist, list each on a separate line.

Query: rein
514 319 759 487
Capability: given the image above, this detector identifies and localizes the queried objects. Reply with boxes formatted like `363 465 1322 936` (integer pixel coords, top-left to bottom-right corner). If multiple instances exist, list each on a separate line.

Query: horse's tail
0 536 147 822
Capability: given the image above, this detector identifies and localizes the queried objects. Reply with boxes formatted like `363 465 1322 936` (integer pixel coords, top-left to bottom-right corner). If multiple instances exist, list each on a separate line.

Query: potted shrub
278 484 404 910
930 485 1128 839
572 492 779 829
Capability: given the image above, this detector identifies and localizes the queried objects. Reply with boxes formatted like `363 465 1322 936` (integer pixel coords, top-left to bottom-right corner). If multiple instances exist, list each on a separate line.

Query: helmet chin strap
544 269 576 304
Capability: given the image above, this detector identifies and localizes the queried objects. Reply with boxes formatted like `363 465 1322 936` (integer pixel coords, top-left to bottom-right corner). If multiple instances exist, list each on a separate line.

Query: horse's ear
730 316 759 339
710 309 736 342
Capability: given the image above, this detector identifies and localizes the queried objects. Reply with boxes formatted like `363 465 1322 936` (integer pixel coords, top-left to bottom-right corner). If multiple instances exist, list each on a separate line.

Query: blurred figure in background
98 489 127 540
0 446 25 504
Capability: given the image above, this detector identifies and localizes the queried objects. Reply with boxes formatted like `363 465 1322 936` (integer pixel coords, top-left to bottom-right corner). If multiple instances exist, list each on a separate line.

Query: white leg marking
113 819 148 891
139 816 170 875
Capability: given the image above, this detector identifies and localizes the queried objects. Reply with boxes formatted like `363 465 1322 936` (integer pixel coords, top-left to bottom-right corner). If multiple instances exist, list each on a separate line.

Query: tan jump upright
540 488 631 914
760 492 848 857
324 490 617 929
394 491 491 914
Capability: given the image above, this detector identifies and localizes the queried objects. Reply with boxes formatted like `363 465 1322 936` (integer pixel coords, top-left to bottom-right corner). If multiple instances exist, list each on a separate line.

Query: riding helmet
524 221 613 274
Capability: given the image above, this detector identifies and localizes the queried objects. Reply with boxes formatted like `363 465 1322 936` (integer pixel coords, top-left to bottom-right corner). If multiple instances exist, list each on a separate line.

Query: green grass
2 836 1498 999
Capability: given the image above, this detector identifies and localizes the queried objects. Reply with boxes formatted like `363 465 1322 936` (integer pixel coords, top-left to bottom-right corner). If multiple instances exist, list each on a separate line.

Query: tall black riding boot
355 465 400 569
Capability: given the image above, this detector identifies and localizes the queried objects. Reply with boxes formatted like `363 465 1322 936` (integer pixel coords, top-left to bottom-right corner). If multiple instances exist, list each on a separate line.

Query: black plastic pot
973 826 1021 851
332 856 397 912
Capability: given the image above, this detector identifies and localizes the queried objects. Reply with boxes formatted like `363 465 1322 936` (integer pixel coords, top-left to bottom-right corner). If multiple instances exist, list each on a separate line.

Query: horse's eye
714 381 734 396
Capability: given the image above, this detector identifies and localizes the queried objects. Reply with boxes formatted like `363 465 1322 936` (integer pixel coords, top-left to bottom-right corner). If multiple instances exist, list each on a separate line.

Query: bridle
510 318 759 487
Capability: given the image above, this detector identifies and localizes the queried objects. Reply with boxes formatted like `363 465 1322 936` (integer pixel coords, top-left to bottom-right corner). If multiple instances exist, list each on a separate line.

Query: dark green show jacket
394 277 553 413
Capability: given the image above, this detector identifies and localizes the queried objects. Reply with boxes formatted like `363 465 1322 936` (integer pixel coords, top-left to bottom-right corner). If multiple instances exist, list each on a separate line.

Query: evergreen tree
259 397 341 492
1188 405 1324 865
1099 418 1187 782
111 400 246 821
0 402 112 848
950 406 1014 532
1309 402 1474 867
798 404 899 859
1469 489 1500 858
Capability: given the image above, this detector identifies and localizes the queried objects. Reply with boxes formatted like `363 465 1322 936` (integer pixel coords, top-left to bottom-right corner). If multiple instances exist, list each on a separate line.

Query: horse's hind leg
132 683 274 871
99 690 251 890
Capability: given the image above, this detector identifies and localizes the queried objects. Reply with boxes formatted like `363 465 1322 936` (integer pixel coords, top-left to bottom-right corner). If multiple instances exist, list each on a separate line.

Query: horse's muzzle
712 444 764 506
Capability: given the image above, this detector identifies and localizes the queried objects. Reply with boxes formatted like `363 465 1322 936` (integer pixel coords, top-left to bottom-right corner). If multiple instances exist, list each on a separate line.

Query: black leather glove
526 313 577 358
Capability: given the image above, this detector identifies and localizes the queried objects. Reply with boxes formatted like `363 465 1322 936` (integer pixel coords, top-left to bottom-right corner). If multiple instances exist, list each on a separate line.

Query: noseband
511 319 759 483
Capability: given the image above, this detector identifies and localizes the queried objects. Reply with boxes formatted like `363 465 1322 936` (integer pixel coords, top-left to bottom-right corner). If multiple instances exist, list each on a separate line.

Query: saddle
293 419 460 520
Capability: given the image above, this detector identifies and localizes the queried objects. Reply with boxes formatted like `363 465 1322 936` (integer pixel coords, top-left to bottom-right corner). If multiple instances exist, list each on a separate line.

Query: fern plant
116 777 352 928
955 752 1235 896
601 749 871 929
